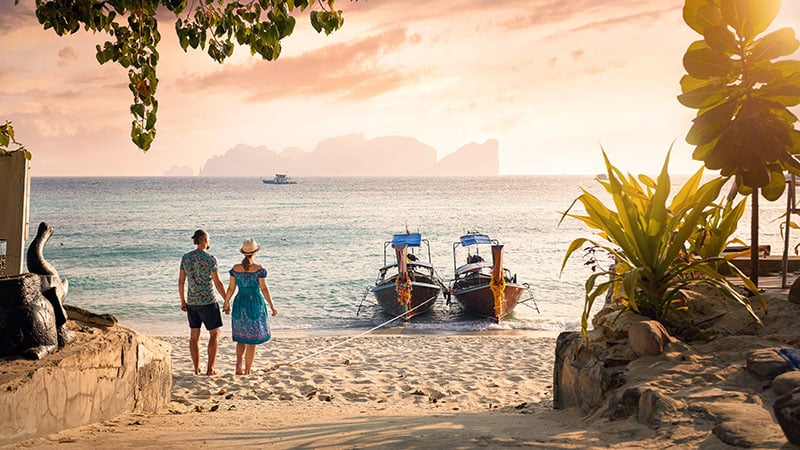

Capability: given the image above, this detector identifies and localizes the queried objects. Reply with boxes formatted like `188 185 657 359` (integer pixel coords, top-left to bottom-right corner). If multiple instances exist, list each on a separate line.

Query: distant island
163 134 500 177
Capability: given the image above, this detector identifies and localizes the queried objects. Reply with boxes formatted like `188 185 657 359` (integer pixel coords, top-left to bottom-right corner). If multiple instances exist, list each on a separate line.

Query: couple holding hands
178 229 278 376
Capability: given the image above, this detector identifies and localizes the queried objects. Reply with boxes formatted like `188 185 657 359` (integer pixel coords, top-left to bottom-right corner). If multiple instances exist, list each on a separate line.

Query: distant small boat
263 174 297 185
595 173 608 181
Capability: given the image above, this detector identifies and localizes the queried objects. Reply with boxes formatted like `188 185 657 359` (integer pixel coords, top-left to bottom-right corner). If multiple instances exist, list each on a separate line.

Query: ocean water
24 176 792 336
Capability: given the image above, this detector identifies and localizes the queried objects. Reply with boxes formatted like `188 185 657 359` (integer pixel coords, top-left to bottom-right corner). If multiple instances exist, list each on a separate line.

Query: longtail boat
371 232 444 320
449 232 537 321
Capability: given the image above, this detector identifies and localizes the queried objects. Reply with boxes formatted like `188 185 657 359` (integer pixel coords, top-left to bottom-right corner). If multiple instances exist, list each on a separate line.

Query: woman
223 238 278 375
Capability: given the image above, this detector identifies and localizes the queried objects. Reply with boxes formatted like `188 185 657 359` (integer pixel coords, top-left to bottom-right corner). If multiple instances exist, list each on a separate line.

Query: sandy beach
8 287 800 450
4 330 684 449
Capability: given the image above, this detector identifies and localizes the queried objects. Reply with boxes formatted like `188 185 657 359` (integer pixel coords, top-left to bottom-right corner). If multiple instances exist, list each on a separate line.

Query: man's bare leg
189 328 201 375
206 327 220 375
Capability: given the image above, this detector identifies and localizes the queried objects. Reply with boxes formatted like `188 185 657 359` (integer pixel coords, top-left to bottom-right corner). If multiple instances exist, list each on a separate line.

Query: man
179 229 226 375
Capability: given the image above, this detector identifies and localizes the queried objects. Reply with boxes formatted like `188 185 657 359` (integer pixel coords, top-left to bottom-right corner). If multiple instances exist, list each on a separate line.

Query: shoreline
121 320 570 338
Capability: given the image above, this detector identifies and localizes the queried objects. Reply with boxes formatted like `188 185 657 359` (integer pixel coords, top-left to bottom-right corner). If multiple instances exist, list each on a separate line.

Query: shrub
560 150 764 344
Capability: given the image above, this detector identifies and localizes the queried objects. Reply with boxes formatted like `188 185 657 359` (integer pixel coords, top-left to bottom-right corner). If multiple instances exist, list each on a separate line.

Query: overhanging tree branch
24 0 349 152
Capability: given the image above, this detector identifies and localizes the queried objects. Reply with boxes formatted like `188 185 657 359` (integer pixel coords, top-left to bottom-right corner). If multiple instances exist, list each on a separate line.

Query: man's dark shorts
187 302 223 330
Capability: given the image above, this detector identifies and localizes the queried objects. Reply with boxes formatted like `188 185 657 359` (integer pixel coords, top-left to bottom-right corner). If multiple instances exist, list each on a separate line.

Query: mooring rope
264 294 439 372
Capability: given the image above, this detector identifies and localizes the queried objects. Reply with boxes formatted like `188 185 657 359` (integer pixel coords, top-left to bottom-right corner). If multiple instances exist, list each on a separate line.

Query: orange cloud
568 6 680 33
179 26 421 102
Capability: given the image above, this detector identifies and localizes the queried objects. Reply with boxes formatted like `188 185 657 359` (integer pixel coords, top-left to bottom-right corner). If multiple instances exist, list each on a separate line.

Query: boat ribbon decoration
489 271 505 317
394 243 413 312
395 271 412 311
490 244 506 317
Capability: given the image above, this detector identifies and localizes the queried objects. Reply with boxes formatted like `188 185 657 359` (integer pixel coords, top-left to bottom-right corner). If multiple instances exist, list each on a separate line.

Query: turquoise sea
23 176 791 336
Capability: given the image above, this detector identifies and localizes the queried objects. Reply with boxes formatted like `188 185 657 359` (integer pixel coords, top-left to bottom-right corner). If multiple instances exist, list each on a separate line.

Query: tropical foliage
22 0 348 152
0 122 30 160
679 0 800 200
560 150 764 344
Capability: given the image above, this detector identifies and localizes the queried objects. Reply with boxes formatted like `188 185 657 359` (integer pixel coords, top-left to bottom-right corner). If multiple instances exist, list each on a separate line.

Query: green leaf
684 0 724 35
759 83 800 107
687 99 737 145
762 168 786 200
704 25 739 54
721 0 780 41
684 46 735 79
770 60 800 77
310 11 322 33
678 76 730 108
130 103 145 118
750 28 800 63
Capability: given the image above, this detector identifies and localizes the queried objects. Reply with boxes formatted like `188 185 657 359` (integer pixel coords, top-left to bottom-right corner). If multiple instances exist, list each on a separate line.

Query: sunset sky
1 0 799 176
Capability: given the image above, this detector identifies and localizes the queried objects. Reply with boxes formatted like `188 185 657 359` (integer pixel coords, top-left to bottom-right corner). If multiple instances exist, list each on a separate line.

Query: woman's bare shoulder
231 264 244 272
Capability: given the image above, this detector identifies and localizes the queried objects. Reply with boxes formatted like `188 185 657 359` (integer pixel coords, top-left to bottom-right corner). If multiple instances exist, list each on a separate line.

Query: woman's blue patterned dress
230 268 271 344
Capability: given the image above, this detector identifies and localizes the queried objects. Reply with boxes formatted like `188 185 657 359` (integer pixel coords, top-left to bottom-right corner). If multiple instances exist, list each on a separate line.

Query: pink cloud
180 27 421 102
0 2 34 34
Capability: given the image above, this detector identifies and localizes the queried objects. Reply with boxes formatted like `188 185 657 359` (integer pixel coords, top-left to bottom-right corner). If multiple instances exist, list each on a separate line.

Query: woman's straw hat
240 238 261 255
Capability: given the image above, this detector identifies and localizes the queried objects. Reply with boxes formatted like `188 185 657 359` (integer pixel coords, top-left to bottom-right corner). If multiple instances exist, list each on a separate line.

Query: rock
594 309 648 341
702 401 785 447
788 276 800 304
554 330 627 415
553 331 581 410
65 304 118 327
746 348 789 380
773 371 800 397
603 342 638 367
774 388 800 445
605 387 641 421
628 320 671 357
638 388 683 428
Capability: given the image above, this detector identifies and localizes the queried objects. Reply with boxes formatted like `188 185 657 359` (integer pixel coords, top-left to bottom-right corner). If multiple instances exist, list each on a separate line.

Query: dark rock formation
774 388 800 446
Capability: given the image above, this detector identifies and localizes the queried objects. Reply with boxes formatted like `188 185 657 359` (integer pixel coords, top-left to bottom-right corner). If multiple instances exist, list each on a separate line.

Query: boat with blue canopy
450 231 537 321
369 232 445 320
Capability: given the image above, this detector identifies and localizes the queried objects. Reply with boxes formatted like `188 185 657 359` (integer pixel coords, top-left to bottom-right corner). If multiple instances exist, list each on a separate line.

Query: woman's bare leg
244 344 257 375
235 342 246 375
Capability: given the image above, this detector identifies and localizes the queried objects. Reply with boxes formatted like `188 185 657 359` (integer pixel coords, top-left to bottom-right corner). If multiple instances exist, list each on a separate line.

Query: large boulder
628 320 671 357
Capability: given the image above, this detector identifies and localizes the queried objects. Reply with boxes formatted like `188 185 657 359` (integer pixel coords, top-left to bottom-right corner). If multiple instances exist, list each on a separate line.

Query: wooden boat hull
452 281 525 321
372 277 441 320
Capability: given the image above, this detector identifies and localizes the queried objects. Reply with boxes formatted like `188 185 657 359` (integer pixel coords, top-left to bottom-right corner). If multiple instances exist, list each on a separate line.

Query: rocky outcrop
553 289 800 446
0 322 171 445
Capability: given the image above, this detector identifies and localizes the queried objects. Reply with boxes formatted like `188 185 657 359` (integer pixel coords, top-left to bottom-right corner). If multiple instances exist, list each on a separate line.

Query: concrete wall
0 151 30 276
0 325 172 445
